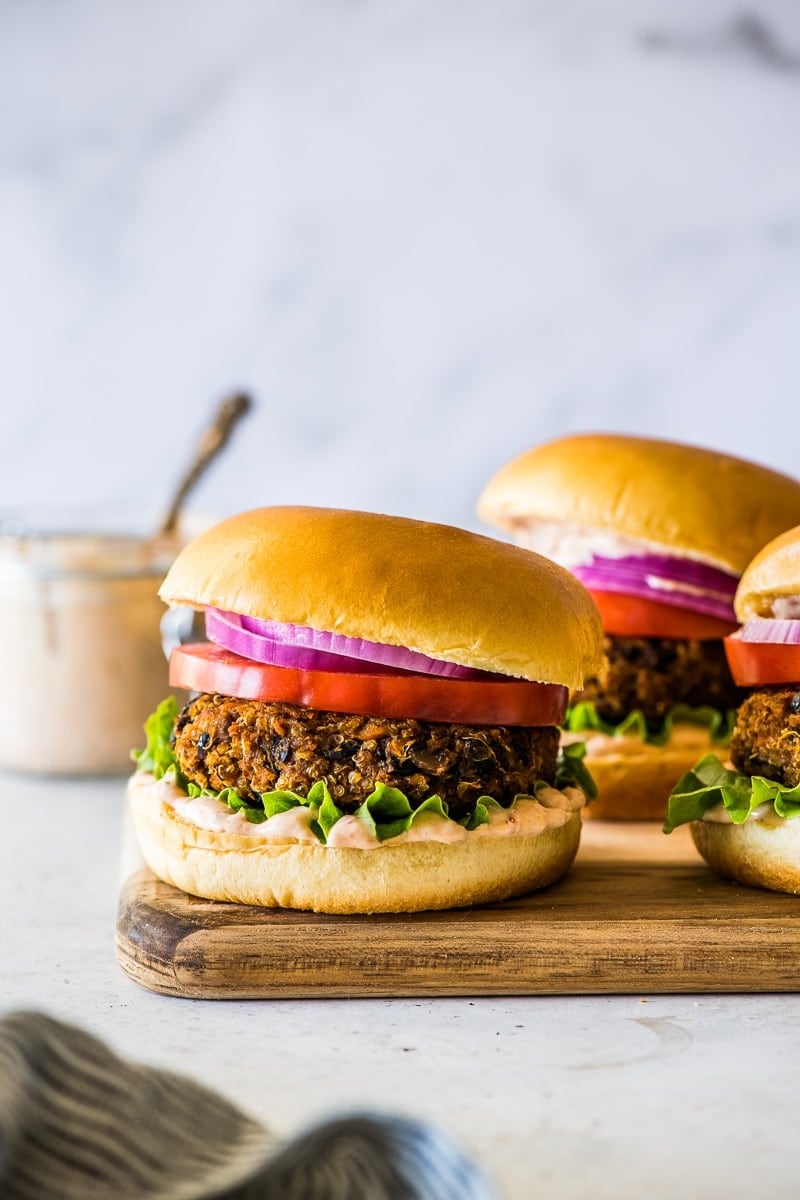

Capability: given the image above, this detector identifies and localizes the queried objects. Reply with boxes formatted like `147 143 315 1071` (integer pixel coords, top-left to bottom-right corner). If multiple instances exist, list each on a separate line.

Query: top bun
160 506 603 690
734 524 800 620
478 433 800 575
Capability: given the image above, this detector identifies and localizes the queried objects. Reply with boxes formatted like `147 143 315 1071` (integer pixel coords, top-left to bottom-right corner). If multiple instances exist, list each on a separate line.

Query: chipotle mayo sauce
141 772 584 848
0 529 179 774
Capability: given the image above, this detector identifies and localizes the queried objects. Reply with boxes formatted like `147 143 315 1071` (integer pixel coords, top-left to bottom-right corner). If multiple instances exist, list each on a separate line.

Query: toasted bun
478 434 800 574
734 524 800 620
691 817 800 894
572 728 727 821
159 506 603 690
128 773 581 913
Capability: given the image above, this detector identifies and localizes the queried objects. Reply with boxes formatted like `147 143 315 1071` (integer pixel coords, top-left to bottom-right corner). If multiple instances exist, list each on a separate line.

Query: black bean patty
173 694 560 819
573 636 742 724
730 687 800 786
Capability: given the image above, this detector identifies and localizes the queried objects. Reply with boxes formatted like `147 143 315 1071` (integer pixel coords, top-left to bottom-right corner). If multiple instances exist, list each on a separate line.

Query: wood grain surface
115 823 800 999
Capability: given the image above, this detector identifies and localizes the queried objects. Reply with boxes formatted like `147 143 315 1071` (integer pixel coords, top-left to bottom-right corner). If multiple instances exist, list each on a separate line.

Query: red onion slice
598 554 737 594
573 553 738 622
737 618 800 645
206 609 494 679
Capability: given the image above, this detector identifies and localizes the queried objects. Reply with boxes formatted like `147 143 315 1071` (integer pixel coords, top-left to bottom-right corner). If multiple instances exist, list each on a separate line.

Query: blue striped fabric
0 1012 496 1199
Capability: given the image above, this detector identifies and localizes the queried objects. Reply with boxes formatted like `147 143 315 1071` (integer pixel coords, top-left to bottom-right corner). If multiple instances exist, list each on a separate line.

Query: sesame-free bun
734 524 800 620
691 817 800 895
160 506 603 690
128 773 581 914
572 727 728 821
478 434 800 574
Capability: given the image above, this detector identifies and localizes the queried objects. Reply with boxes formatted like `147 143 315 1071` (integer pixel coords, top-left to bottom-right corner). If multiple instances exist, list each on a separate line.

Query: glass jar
0 520 182 774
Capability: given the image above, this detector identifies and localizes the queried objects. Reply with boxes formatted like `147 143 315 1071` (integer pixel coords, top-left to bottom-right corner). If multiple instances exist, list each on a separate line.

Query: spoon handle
159 392 253 536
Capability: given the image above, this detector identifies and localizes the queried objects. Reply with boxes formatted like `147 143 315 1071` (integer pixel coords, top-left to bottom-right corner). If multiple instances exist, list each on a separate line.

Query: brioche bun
477 434 800 574
691 816 800 895
160 505 603 690
129 773 582 914
572 728 727 821
734 523 800 621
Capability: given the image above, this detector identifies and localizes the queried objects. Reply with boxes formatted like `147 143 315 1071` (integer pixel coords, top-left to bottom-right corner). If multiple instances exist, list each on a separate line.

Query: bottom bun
569 727 728 821
127 773 583 914
691 816 800 895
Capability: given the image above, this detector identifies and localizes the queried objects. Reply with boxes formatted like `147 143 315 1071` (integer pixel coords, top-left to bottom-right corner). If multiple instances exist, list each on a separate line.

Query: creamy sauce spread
772 596 800 619
506 519 731 572
701 801 790 830
470 788 583 839
138 773 585 849
324 815 389 850
507 521 674 570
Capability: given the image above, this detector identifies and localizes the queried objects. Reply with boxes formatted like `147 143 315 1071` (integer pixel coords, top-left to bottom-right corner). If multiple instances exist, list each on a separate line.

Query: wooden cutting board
115 823 800 999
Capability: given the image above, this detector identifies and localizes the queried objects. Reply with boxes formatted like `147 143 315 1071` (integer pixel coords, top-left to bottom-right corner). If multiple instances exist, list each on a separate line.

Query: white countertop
3 768 799 1199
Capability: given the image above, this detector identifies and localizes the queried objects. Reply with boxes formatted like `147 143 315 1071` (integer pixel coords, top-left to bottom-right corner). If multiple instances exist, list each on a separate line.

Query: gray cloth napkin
0 1012 495 1199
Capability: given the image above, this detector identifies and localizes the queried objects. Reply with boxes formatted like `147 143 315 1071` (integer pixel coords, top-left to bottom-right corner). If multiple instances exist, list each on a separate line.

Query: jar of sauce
0 522 182 774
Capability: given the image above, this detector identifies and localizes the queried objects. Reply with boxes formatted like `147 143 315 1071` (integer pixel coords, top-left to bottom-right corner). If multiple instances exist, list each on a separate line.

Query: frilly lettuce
554 738 597 801
663 753 800 834
130 696 188 785
132 696 596 845
565 701 736 747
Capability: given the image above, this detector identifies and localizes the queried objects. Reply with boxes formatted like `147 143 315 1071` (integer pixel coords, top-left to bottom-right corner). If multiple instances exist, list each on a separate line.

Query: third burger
665 522 800 892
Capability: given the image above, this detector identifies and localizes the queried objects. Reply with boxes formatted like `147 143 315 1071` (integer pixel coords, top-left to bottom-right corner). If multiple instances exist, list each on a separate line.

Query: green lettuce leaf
317 790 345 840
130 696 188 787
350 785 456 842
187 781 269 823
565 701 736 748
262 790 306 818
663 753 800 834
554 739 598 801
132 698 597 844
462 795 503 831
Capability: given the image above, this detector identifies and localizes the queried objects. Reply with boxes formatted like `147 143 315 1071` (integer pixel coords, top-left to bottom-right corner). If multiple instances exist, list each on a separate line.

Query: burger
665 523 800 893
128 506 603 913
477 433 800 820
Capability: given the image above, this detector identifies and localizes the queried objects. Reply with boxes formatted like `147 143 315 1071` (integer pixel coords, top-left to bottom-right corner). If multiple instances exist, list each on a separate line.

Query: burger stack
665 522 800 894
129 506 603 913
478 433 800 822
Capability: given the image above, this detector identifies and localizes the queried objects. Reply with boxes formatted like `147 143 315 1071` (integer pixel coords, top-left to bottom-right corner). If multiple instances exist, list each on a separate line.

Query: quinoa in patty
730 687 800 787
573 635 742 724
173 694 560 819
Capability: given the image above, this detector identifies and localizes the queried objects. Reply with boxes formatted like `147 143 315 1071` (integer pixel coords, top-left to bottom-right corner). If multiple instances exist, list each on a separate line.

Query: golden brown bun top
159 506 603 689
734 523 800 619
477 433 800 574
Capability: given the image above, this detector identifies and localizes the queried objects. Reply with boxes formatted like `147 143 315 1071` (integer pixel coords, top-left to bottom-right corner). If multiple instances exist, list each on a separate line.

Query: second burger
478 433 800 820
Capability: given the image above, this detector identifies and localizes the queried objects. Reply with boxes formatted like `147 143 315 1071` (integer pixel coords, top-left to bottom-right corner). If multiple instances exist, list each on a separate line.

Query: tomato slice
588 590 738 641
724 637 800 687
170 643 567 727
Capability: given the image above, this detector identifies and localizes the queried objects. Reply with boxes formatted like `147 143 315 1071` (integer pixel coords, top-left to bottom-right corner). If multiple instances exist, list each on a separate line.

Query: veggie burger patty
574 636 742 724
173 694 560 819
730 687 800 788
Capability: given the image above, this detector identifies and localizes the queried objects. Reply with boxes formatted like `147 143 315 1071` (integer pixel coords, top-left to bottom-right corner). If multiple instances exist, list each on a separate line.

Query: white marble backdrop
2 0 799 533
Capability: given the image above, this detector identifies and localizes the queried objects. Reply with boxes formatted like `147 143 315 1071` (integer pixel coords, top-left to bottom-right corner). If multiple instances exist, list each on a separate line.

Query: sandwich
665 523 800 892
128 505 603 912
477 433 800 819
